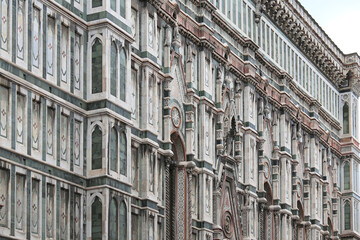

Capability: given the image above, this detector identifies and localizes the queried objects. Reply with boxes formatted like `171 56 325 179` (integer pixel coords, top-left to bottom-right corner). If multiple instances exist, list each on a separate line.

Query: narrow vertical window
110 127 118 172
91 197 102 239
270 30 274 59
295 55 298 82
92 38 102 93
344 201 351 230
16 94 25 144
110 42 118 97
242 1 246 33
279 39 282 67
120 131 127 175
343 103 349 134
287 46 290 73
227 0 231 18
247 6 251 38
120 201 127 239
109 198 118 240
110 0 116 12
266 25 270 54
17 0 25 59
91 125 102 170
261 21 265 50
61 24 69 83
232 0 236 23
275 34 278 63
120 0 125 18
47 17 55 75
1 0 9 51
74 33 81 90
32 8 40 68
344 162 350 190
120 49 126 101
237 0 241 28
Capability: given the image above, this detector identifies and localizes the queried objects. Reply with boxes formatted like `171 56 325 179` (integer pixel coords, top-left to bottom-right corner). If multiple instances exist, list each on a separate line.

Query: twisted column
165 158 172 240
187 168 194 240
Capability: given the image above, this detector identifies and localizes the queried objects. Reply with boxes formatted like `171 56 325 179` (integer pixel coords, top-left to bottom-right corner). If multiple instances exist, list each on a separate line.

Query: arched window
92 38 103 94
110 42 118 97
91 197 102 240
110 127 118 172
344 201 351 230
109 198 118 240
120 49 126 101
344 162 350 190
120 201 127 239
120 0 125 18
120 131 127 175
343 103 349 134
92 126 102 170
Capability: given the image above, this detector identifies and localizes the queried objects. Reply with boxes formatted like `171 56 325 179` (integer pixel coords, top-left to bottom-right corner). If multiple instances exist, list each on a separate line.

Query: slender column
187 168 194 240
259 204 265 239
164 157 173 240
274 211 280 240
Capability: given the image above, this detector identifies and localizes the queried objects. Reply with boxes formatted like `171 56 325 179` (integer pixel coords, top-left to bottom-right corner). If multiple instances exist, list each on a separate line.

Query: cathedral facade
0 0 360 239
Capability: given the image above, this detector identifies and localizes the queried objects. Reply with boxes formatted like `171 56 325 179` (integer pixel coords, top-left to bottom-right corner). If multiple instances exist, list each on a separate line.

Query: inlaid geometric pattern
31 179 39 234
0 169 9 227
32 8 40 68
1 0 9 51
16 0 24 59
0 85 8 138
15 174 25 230
16 94 25 144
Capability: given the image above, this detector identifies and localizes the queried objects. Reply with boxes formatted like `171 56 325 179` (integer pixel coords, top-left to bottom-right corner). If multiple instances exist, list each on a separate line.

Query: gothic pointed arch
109 197 118 240
91 196 102 240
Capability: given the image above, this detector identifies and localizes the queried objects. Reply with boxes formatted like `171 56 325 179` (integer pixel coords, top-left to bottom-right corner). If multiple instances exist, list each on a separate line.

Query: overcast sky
298 0 360 55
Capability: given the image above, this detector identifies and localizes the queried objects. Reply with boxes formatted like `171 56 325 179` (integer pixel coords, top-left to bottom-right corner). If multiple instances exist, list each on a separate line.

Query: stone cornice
260 0 345 88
